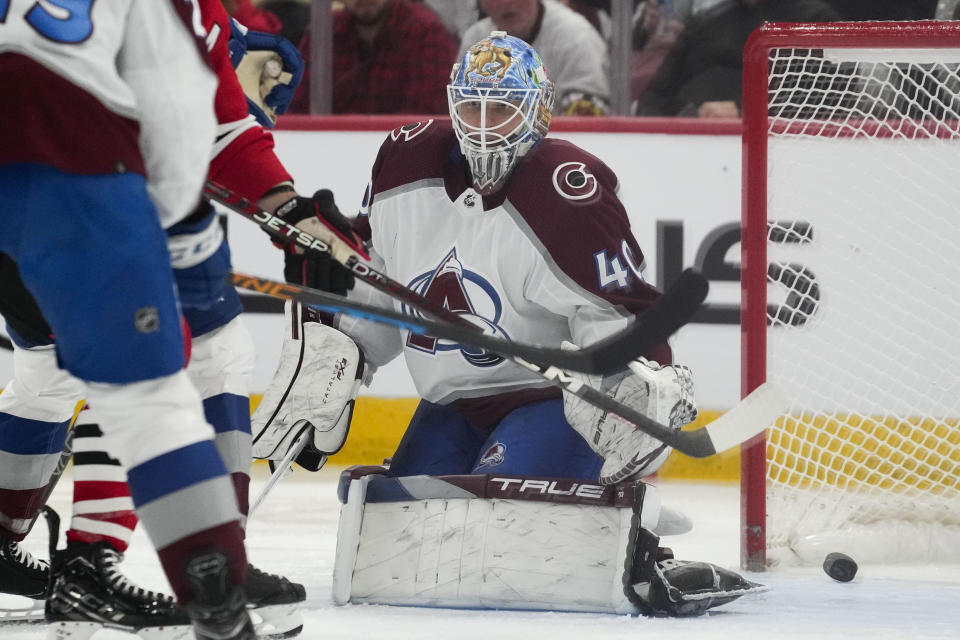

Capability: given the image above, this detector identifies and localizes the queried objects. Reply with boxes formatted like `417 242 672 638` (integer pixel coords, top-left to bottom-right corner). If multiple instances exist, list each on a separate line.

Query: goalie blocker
251 301 364 470
333 468 764 616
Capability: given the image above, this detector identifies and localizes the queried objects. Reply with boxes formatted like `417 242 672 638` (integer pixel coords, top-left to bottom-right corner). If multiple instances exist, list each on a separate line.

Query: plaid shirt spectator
290 0 459 114
223 0 283 34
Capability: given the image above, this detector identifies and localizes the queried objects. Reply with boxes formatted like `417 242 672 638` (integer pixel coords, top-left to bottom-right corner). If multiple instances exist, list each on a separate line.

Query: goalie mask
448 32 554 195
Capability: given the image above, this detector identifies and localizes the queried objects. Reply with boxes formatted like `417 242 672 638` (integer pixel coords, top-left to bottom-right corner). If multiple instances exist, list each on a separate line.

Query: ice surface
4 468 958 639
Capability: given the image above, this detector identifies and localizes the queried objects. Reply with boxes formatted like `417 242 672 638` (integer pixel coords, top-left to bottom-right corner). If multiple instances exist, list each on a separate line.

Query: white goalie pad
332 471 666 615
252 302 363 463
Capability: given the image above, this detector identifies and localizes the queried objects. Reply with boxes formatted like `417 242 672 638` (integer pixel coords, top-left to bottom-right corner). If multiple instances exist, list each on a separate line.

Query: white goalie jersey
335 120 671 405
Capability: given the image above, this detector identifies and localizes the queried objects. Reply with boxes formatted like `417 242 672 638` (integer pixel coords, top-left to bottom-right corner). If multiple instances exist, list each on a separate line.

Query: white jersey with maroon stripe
0 0 216 227
338 120 670 405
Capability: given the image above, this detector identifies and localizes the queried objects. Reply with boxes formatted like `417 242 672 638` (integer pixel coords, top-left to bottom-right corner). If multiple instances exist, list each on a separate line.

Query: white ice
4 467 959 640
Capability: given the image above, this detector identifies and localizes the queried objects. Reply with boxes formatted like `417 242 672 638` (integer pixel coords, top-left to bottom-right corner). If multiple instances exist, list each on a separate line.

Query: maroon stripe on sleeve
168 0 214 67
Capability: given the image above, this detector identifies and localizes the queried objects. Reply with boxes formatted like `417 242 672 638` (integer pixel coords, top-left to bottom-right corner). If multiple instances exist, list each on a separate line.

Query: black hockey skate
184 551 256 640
245 564 305 639
628 529 766 616
0 505 59 625
45 541 193 640
0 535 48 624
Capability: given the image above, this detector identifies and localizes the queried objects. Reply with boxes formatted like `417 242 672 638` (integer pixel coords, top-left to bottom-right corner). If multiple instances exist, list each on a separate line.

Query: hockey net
740 22 960 570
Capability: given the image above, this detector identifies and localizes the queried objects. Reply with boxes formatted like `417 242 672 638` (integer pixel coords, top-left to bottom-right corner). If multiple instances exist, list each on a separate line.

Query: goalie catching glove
563 352 697 484
252 302 364 470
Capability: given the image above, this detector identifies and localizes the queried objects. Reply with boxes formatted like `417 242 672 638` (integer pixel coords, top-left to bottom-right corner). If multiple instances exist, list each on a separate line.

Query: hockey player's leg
186 312 306 639
4 172 255 640
0 341 81 622
51 406 192 638
386 401 488 477
470 398 603 478
80 373 252 640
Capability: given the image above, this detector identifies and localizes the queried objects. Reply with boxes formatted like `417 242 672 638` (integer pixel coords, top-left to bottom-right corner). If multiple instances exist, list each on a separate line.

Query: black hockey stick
205 181 703 340
231 270 706 375
206 180 707 370
232 272 787 458
210 182 784 457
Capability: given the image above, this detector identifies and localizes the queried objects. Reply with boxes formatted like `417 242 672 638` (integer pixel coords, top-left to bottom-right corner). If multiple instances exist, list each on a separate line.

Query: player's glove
275 189 360 295
228 18 303 128
563 353 697 485
168 203 231 310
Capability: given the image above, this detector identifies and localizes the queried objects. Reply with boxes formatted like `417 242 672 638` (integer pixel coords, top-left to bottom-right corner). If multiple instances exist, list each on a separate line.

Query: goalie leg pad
252 302 363 470
332 472 663 614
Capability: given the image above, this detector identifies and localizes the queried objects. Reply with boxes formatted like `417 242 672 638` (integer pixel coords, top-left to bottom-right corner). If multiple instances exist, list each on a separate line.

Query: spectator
422 0 480 39
557 0 611 38
222 0 283 33
291 0 459 114
259 0 312 44
631 1 687 102
937 0 960 19
461 0 611 115
635 0 841 118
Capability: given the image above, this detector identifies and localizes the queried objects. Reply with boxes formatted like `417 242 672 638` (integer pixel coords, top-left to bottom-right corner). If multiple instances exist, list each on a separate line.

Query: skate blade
249 603 303 639
0 595 45 625
46 621 100 640
46 620 194 640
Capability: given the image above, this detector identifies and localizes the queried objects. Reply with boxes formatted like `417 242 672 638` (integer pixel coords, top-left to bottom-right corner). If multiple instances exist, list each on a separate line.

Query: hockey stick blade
609 381 788 458
231 270 707 375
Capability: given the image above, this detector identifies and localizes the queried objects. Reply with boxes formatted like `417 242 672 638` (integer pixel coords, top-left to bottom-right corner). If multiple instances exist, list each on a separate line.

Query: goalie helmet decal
448 32 555 195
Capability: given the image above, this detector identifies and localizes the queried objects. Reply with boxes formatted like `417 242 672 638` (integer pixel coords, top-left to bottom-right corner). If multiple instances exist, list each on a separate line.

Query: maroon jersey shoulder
369 119 458 198
503 137 666 322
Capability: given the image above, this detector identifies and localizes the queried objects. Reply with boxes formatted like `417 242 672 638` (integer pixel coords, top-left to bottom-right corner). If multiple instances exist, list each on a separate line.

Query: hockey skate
628 530 766 616
45 541 193 639
184 551 256 640
245 564 305 639
0 535 48 624
1 505 61 625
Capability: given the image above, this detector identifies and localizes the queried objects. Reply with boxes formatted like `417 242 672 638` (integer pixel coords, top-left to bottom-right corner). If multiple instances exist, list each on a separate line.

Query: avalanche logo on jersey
404 248 509 367
552 162 598 201
479 442 506 467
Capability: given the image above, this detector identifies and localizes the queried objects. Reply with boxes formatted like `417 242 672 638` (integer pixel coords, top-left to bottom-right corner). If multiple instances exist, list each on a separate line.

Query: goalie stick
231 272 788 458
231 270 707 375
249 425 313 516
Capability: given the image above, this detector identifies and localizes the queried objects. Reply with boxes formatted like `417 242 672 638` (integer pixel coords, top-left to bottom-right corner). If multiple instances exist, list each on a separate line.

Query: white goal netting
756 40 960 566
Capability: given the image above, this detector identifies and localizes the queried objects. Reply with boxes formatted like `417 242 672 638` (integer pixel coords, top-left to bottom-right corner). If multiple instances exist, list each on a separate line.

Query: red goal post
741 22 960 571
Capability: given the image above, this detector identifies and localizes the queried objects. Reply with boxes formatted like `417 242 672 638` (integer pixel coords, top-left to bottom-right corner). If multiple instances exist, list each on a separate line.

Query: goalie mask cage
740 22 960 571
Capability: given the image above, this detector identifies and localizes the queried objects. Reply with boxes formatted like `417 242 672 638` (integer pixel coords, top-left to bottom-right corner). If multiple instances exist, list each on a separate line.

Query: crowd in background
223 0 953 118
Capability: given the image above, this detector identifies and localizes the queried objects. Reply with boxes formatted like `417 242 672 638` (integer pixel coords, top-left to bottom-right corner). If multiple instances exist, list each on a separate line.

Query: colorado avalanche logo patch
479 442 506 467
390 120 434 142
552 161 598 201
404 248 510 368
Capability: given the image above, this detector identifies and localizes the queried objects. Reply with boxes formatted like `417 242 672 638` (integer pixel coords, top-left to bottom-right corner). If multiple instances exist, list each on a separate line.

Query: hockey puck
823 552 858 582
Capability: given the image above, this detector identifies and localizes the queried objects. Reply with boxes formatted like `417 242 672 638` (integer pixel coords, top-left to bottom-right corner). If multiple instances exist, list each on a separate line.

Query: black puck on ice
823 552 858 582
